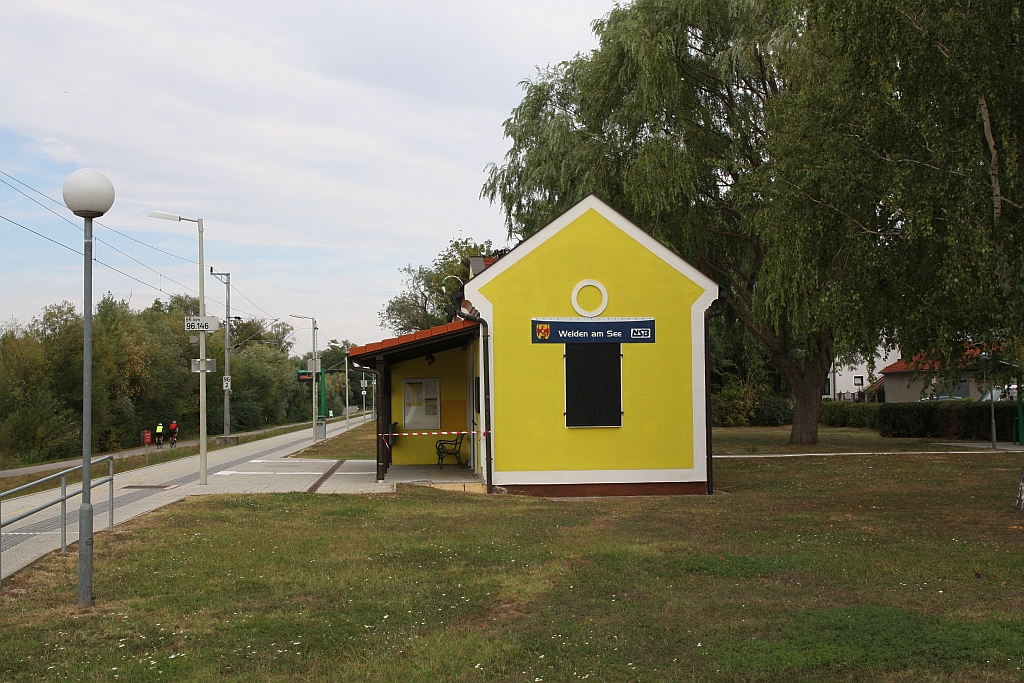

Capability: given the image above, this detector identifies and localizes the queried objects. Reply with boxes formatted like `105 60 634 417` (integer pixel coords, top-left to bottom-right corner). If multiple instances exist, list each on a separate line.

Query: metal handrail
0 455 114 589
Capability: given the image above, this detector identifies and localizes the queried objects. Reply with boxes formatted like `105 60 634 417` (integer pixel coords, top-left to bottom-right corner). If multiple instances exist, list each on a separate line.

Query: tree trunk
765 343 832 446
789 370 828 444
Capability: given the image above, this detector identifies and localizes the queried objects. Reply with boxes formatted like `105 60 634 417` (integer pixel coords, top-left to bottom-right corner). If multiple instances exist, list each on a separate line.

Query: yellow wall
389 347 469 465
478 208 705 472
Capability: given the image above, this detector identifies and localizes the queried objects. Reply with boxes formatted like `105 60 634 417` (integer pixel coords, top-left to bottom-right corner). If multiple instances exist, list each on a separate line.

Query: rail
0 455 114 589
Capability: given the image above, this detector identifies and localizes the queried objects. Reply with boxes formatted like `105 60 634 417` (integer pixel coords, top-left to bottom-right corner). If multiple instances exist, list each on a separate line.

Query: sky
0 0 611 352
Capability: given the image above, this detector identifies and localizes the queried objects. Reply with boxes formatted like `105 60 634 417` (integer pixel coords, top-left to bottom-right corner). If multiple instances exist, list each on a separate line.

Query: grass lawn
294 421 378 460
3 451 1024 681
713 426 972 455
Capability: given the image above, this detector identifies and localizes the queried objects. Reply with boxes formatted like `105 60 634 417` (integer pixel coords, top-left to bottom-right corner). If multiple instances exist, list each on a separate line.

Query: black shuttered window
565 343 622 427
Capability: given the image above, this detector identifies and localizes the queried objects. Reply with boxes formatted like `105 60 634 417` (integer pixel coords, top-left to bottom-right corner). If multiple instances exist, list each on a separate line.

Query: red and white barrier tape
381 430 489 437
380 430 487 452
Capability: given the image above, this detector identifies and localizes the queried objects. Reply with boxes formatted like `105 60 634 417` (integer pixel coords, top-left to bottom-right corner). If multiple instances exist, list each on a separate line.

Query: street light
150 210 209 484
63 168 115 607
290 314 318 442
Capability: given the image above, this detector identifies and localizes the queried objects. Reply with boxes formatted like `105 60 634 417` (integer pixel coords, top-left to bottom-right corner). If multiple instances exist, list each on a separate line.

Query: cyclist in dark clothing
168 421 179 448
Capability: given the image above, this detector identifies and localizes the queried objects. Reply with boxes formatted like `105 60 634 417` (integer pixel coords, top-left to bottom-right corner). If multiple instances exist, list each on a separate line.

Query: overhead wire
1 213 191 296
0 209 265 320
0 169 197 264
0 170 286 323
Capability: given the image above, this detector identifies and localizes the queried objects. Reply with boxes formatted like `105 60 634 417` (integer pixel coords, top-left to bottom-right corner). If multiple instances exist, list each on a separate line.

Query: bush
753 395 794 426
820 402 880 429
711 381 751 427
877 401 1019 440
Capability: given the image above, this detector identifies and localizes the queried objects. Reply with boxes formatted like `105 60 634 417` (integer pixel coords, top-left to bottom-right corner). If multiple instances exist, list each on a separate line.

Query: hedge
820 402 880 429
877 401 1020 440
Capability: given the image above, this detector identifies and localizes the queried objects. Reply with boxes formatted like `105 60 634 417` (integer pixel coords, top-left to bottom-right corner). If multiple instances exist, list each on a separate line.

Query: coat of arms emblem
535 323 551 340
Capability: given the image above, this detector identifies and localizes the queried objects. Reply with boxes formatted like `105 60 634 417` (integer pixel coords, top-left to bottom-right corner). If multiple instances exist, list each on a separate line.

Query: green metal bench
436 433 465 469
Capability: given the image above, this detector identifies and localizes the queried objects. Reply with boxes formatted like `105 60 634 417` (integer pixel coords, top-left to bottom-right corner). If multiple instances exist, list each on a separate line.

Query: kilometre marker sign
185 316 220 332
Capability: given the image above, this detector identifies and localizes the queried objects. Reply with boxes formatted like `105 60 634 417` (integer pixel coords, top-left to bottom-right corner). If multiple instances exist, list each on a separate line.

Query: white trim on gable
467 195 719 295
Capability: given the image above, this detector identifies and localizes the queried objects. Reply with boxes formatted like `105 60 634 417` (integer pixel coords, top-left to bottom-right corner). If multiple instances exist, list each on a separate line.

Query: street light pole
290 314 318 442
211 269 231 436
63 169 115 606
151 211 208 484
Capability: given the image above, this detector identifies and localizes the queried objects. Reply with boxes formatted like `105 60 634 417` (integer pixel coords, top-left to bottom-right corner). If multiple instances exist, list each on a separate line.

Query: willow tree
484 0 888 444
791 0 1023 374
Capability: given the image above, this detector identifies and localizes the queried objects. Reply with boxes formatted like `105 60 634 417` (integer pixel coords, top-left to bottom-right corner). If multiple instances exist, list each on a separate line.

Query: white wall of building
826 348 900 400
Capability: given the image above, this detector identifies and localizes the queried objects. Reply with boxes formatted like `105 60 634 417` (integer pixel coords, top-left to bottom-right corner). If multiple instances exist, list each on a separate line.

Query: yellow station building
349 196 719 496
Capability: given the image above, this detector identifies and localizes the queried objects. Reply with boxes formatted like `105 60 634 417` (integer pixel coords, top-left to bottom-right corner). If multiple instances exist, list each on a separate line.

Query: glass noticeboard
403 378 440 430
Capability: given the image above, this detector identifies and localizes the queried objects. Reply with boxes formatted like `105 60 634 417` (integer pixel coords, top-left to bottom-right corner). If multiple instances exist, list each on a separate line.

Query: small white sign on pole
223 375 231 390
185 316 221 332
191 358 217 373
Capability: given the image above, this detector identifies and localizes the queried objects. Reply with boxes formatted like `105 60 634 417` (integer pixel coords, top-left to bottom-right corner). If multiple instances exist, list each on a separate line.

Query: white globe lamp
63 169 115 218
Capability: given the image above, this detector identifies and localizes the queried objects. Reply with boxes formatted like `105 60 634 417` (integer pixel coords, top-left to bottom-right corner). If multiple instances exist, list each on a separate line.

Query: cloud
0 0 610 343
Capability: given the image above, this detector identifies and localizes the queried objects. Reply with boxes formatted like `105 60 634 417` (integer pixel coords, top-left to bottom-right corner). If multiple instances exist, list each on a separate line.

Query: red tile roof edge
880 359 941 374
348 318 478 358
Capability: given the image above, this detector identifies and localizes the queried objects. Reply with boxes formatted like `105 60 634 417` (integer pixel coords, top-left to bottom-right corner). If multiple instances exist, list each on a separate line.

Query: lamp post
290 314 318 442
211 269 231 436
63 169 115 606
150 211 209 484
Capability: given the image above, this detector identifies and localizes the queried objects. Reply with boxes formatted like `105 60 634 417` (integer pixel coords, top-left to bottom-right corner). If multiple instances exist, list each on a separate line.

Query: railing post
61 475 67 555
108 458 114 532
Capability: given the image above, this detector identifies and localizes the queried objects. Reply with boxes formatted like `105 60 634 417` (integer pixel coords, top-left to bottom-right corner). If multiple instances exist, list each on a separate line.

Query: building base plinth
502 481 708 497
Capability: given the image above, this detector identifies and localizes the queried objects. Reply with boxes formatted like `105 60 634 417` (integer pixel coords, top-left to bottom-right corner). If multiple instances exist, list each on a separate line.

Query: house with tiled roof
879 358 979 402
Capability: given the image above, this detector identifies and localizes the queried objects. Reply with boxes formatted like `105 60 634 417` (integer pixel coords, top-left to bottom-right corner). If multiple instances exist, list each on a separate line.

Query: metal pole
345 355 350 428
61 475 66 555
78 216 95 606
224 273 231 436
990 368 997 449
313 320 318 441
1017 375 1023 446
108 458 114 531
704 292 727 495
455 310 493 493
198 219 207 485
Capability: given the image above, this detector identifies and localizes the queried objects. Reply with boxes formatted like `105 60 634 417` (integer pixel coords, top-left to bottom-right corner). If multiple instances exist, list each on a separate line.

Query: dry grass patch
294 420 378 460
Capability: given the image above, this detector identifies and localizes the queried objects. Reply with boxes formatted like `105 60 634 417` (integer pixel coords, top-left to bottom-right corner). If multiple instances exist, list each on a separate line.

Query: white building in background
825 348 900 401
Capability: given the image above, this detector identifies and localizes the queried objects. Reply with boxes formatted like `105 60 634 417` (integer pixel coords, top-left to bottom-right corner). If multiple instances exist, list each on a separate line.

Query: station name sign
532 317 655 344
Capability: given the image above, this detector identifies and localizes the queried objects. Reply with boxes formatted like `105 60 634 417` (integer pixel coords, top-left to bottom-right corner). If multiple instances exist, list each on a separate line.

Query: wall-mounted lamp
425 354 435 366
